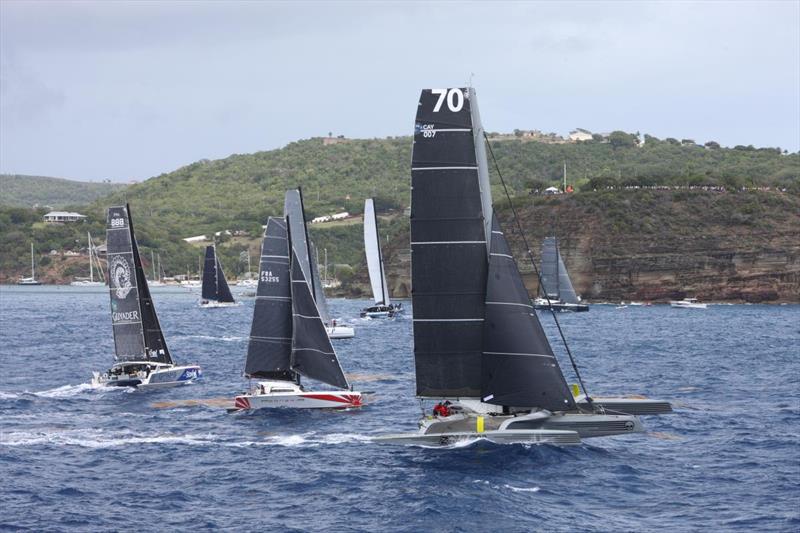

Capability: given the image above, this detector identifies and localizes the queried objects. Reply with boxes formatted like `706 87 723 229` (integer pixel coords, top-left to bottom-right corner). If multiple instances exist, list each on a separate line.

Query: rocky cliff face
368 190 800 303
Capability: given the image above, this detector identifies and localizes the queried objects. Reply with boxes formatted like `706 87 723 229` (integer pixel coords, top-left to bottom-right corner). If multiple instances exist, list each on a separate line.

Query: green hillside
0 174 127 209
0 134 797 284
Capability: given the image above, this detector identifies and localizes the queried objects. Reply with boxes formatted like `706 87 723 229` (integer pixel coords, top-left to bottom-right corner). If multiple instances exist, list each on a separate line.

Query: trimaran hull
92 364 202 389
233 391 362 410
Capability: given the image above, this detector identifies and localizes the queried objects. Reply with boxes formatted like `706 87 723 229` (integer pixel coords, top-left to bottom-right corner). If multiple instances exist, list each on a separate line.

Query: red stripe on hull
303 393 362 408
234 396 251 410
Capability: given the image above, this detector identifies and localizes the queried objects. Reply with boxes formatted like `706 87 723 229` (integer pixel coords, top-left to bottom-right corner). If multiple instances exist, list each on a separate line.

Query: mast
30 242 35 279
364 198 390 306
88 232 94 282
563 161 567 192
297 186 315 301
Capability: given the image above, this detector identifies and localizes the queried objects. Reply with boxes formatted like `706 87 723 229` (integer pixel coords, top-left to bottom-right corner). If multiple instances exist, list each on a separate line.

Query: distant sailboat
70 232 105 287
284 188 354 339
532 236 589 312
377 87 670 446
92 204 202 388
200 244 238 307
360 198 403 318
17 242 42 285
232 216 362 410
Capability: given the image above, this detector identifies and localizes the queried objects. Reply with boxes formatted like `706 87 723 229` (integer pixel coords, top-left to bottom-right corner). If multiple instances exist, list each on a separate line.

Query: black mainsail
540 236 580 304
202 245 235 303
244 217 295 381
411 87 574 409
106 204 172 364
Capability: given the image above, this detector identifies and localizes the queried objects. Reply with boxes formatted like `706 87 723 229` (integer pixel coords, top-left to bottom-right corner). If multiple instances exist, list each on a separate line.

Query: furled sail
481 215 576 410
106 205 172 364
410 87 489 398
539 237 579 304
364 198 390 306
244 217 294 381
202 245 235 303
289 226 349 390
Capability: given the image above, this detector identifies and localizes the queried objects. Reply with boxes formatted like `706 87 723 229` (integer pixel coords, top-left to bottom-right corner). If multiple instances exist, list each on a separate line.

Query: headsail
288 221 349 390
539 236 579 304
481 215 576 410
364 198 390 306
106 205 172 364
202 245 235 303
411 87 488 398
244 217 295 381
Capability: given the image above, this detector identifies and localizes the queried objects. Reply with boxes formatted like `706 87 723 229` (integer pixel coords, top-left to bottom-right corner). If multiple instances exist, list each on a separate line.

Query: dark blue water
1 286 798 532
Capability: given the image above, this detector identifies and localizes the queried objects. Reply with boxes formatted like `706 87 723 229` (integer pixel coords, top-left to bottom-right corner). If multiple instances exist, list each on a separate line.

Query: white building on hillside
43 211 87 223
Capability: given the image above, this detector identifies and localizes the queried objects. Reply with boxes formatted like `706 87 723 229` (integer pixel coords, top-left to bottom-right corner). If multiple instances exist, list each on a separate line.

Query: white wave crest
33 383 97 398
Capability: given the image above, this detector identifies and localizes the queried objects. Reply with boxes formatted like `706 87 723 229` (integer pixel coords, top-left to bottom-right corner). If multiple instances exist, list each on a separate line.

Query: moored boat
17 243 42 285
670 298 708 309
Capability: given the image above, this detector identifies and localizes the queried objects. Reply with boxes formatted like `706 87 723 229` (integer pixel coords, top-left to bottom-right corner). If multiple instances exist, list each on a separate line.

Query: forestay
106 205 172 364
364 198 390 306
244 217 295 381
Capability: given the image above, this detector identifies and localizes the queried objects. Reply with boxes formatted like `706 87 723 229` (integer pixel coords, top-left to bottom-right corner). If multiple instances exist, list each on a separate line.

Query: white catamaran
70 232 106 287
200 244 238 308
232 215 362 411
92 205 202 388
17 242 42 285
532 236 589 312
285 188 354 339
360 198 404 319
376 87 671 446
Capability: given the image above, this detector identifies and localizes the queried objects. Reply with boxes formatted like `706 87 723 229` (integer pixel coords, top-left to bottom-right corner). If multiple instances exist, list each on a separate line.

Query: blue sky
1 0 798 182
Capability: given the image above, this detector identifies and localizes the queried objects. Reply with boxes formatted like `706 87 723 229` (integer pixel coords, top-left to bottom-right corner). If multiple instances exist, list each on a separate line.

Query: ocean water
0 286 798 532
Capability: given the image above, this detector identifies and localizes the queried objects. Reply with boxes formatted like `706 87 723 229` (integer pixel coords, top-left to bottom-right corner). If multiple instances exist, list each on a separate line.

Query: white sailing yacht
92 204 202 388
532 236 589 312
17 242 42 285
670 298 708 309
70 232 105 287
360 198 403 318
232 215 362 410
376 87 671 446
199 244 238 307
285 188 354 339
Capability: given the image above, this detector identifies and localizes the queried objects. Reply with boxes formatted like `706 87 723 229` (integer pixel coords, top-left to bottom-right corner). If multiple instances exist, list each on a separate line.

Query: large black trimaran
377 88 670 445
92 205 202 388
233 212 362 410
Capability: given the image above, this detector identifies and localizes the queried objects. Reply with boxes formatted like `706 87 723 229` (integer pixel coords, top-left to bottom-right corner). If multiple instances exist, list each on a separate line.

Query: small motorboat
670 298 708 309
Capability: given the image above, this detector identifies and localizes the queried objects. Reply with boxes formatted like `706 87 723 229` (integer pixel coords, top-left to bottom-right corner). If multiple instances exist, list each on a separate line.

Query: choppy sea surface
0 285 798 532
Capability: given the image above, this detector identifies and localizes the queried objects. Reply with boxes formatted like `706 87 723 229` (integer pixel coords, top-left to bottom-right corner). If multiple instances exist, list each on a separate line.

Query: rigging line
483 131 594 412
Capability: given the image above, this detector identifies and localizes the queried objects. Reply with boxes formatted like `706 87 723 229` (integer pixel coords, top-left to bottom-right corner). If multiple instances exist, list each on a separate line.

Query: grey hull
577 397 673 416
373 429 582 446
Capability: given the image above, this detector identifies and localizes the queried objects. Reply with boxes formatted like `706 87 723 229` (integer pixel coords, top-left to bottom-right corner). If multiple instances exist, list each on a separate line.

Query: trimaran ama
377 88 671 446
200 244 238 308
232 213 362 410
93 204 202 388
285 188 355 339
532 236 589 312
360 198 404 318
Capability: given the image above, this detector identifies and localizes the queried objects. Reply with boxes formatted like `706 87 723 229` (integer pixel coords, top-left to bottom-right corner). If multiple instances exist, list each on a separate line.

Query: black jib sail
244 217 295 381
481 215 576 410
289 221 349 390
410 87 490 398
106 204 172 364
540 237 579 304
202 245 235 303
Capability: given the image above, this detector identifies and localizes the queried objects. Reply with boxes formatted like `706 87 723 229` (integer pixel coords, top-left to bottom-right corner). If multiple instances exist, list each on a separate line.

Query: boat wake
0 428 373 449
474 480 541 493
174 334 246 343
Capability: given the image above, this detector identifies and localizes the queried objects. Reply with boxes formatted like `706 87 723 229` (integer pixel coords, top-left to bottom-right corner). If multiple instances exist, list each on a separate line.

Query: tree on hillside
608 131 637 149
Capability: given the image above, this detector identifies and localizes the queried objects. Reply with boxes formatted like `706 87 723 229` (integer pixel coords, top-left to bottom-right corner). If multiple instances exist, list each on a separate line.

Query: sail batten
244 217 294 381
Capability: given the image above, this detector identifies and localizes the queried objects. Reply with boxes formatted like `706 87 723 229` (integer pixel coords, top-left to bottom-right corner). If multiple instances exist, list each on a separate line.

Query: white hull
199 301 240 308
327 325 355 339
233 381 362 410
670 299 708 309
374 429 582 446
92 362 202 389
17 277 41 285
70 281 105 287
